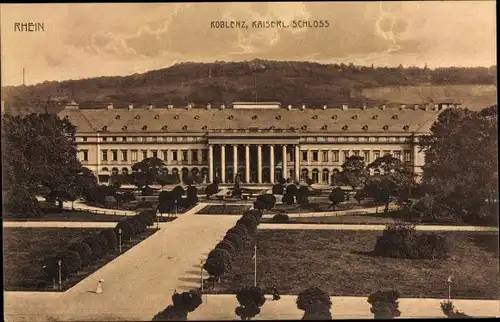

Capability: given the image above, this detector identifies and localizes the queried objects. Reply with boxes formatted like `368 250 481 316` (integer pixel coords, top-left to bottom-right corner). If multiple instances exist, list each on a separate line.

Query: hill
1 60 497 115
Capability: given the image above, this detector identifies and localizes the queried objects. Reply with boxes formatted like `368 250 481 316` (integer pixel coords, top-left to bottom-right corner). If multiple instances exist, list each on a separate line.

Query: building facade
58 101 450 185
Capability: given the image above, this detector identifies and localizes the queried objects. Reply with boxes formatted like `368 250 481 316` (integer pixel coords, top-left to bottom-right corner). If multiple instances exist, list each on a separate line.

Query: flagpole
254 244 257 287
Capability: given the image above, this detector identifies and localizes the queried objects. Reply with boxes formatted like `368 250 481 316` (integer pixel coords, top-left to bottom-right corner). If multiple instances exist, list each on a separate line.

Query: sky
1 1 497 86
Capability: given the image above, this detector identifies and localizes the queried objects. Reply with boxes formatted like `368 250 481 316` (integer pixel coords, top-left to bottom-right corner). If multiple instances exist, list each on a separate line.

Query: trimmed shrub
282 193 295 205
253 199 266 211
138 210 157 226
59 250 82 278
215 240 237 256
227 224 251 241
272 184 285 195
42 256 59 281
367 289 401 319
141 186 154 196
286 184 298 196
172 186 185 201
203 257 225 280
235 286 266 320
126 217 142 236
245 209 263 221
224 233 243 251
186 186 198 205
122 191 136 202
152 305 188 321
272 213 289 222
237 215 258 233
68 242 92 267
172 290 203 313
98 229 118 252
297 186 310 204
256 194 276 210
296 287 332 320
207 248 232 272
115 219 135 241
205 183 218 198
440 301 471 318
82 235 103 260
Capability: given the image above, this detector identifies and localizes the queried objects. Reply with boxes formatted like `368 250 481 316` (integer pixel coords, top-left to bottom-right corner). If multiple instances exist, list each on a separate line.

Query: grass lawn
4 211 131 222
196 205 251 215
207 230 499 299
261 214 397 225
272 200 378 214
4 227 158 291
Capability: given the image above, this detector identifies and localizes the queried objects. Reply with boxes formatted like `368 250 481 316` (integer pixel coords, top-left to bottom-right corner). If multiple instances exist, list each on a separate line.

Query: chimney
342 104 348 111
323 105 327 110
128 104 134 111
301 104 306 110
107 103 114 109
206 103 211 109
147 104 154 110
287 105 292 110
381 104 386 111
167 104 174 109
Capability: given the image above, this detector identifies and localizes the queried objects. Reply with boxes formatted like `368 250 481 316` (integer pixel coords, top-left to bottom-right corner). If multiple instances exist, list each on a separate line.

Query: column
198 149 203 165
233 145 238 180
295 145 300 182
245 145 251 183
187 148 192 165
208 145 214 183
257 144 263 184
282 145 287 181
220 145 226 183
269 145 275 183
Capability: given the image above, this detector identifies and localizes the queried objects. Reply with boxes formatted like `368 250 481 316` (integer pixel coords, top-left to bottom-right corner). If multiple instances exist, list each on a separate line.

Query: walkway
259 223 499 232
188 295 500 320
262 203 400 218
4 203 240 322
3 221 117 228
62 200 137 216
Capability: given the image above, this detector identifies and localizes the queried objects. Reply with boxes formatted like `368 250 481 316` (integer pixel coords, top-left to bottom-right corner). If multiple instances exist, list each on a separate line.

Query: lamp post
175 199 178 217
118 228 122 253
200 260 204 293
447 275 452 301
57 259 62 290
156 210 160 229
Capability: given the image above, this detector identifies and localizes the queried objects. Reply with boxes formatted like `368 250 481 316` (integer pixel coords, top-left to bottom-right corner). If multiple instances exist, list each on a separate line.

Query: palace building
58 101 454 185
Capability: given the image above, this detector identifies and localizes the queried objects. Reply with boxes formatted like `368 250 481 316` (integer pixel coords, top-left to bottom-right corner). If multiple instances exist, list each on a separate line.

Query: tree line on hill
2 60 496 112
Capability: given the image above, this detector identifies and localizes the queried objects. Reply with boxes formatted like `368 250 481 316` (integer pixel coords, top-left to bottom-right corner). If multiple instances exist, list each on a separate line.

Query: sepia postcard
1 1 498 321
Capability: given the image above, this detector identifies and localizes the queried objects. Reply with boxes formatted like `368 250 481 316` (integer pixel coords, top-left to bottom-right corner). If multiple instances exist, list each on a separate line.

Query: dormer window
194 115 200 120
154 115 159 119
122 126 128 131
321 125 328 130
362 125 368 131
251 115 257 120
372 115 379 120
228 115 234 120
312 115 318 120
352 114 358 120
162 125 168 131
115 115 121 120
270 126 276 130
301 125 308 131
383 125 389 131
332 115 338 120
102 126 108 131
135 115 140 119
392 115 399 120
289 127 296 131
182 125 188 131
202 125 208 131
276 115 281 120
142 125 148 131
174 115 179 120
342 125 348 131
403 125 410 131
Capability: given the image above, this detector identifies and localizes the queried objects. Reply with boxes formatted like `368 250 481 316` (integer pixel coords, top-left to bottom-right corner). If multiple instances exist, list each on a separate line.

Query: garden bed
272 200 378 214
3 211 132 222
205 230 499 299
4 227 159 291
196 205 251 215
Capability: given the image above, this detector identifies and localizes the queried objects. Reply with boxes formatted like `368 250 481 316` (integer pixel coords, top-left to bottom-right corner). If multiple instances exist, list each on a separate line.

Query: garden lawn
196 205 251 215
207 230 499 299
272 200 378 213
4 211 131 222
4 227 158 291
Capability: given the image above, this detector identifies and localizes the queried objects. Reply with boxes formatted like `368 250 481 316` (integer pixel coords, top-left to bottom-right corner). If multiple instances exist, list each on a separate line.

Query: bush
440 301 471 318
235 287 266 320
172 290 203 313
98 229 118 252
59 250 82 278
203 257 225 280
224 233 243 251
272 184 285 195
215 240 237 256
237 215 258 233
296 287 332 320
373 222 448 259
367 289 401 319
256 194 276 210
152 305 188 321
227 224 251 241
68 242 92 267
282 193 295 205
142 186 154 196
127 217 143 236
207 248 232 272
272 213 289 222
115 219 135 241
82 235 103 260
172 186 185 200
205 183 218 198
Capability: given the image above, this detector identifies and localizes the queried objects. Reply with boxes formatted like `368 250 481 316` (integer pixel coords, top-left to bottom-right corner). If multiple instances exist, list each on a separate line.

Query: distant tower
22 68 25 86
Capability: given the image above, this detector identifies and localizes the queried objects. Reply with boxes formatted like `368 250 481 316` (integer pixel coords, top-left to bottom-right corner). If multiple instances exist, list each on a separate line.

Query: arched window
301 168 309 182
121 168 129 175
312 169 319 183
322 169 330 184
102 167 109 172
111 168 119 175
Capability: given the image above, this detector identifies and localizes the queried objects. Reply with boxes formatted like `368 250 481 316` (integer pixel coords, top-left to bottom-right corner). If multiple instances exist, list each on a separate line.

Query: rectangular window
373 150 381 160
383 150 391 156
202 150 208 162
343 150 349 162
353 150 360 157
301 151 308 162
157 136 163 142
137 137 143 142
312 151 319 162
147 137 153 142
122 150 128 162
322 151 329 162
82 150 88 162
393 151 402 160
192 150 198 162
102 137 107 142
152 150 158 159
131 150 138 162
112 137 117 142
163 150 168 161
404 150 412 163
122 137 127 142
112 150 118 161
363 151 370 163
142 150 148 160
101 150 108 161
172 151 178 161
82 137 87 142
129 136 136 142
332 150 339 162
182 150 188 162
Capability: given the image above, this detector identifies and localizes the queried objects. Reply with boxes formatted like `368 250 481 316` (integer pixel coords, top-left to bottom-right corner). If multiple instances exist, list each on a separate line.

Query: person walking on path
272 285 281 301
96 279 104 294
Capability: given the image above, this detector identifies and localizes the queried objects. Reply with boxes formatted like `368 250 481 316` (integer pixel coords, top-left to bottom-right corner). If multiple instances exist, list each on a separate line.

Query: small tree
205 183 219 199
272 184 284 195
329 187 345 210
172 186 185 201
59 250 82 278
68 242 92 267
297 186 309 205
286 184 298 197
255 194 276 211
354 190 365 204
98 229 118 252
341 156 368 191
115 219 134 242
282 193 295 205
215 240 237 256
203 257 225 289
296 287 332 320
224 233 243 251
158 190 176 216
82 235 103 260
186 186 199 206
152 305 188 321
235 286 266 320
440 301 471 318
367 289 401 319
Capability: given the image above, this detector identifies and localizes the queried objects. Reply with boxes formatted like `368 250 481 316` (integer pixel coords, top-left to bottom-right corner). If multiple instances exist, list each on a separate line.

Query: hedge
272 213 290 222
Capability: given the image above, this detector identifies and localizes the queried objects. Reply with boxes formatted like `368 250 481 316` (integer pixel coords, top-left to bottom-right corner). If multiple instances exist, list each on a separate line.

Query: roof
57 106 440 134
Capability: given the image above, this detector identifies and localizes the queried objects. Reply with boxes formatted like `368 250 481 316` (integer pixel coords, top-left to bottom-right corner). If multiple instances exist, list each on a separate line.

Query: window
182 150 188 162
353 150 360 157
373 150 380 160
112 137 117 142
152 150 158 159
202 150 208 162
112 150 118 161
163 150 168 161
393 151 402 160
142 150 148 160
102 137 108 142
322 151 329 162
383 150 391 156
131 150 138 162
312 151 319 162
122 150 128 161
302 151 308 162
332 150 339 162
82 150 88 162
404 150 412 163
137 137 143 142
343 150 349 161
101 150 108 161
147 137 153 142
172 151 178 161
82 137 87 142
363 151 370 163
192 150 198 162
122 137 127 142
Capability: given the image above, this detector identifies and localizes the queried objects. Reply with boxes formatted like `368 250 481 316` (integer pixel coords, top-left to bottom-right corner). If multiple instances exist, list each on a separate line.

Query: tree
296 287 332 320
158 191 177 216
235 287 266 320
109 174 126 189
205 183 219 199
272 184 284 195
2 113 81 216
297 186 309 205
131 157 168 189
440 301 471 318
255 194 276 211
329 187 345 210
67 242 92 267
59 250 82 278
354 190 365 204
419 107 498 225
364 177 393 213
282 193 295 205
367 289 401 319
186 186 199 206
341 156 368 190
172 186 185 201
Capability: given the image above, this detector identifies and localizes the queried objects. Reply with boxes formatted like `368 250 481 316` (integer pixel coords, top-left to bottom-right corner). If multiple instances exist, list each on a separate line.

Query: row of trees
152 290 203 321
